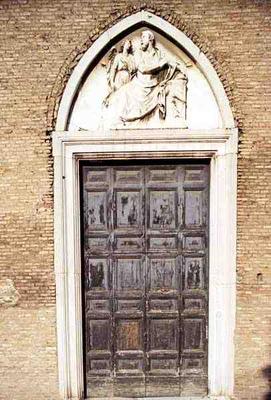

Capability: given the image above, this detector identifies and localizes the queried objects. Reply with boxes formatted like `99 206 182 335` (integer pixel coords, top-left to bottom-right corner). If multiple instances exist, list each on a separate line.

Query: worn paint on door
82 163 209 398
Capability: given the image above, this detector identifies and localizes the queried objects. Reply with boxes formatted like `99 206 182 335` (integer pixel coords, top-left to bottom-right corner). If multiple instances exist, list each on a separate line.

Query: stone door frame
52 11 237 400
53 128 237 400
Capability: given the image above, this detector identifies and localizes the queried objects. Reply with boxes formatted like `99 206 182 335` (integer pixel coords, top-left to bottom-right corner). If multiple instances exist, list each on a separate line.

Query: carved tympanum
103 30 188 127
69 28 222 131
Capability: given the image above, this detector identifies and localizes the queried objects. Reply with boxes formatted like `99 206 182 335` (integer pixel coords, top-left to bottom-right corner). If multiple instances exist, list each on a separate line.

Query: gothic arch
53 10 237 400
54 11 236 132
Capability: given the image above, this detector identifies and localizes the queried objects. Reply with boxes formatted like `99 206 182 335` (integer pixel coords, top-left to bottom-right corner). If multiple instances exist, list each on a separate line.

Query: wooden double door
81 161 209 398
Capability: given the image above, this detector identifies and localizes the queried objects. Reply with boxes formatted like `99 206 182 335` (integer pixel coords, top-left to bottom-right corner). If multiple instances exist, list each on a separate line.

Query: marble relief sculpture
102 30 188 127
69 28 222 131
104 39 136 101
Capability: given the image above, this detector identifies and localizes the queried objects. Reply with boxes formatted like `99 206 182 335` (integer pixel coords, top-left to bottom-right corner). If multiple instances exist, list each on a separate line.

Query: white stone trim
55 11 235 131
53 10 237 400
53 128 237 400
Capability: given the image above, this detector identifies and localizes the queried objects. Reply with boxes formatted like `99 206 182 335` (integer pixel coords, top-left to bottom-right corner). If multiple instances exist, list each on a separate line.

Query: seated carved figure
103 30 188 127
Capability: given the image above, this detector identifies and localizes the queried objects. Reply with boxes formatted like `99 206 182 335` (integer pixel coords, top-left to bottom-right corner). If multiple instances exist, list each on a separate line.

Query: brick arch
47 5 239 133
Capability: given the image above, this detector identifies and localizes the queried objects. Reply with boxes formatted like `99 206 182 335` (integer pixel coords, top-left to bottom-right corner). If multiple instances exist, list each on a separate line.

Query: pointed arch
53 10 237 400
55 11 235 131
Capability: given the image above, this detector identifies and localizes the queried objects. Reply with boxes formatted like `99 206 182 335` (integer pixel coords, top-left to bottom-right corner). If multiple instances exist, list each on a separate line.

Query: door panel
82 162 209 398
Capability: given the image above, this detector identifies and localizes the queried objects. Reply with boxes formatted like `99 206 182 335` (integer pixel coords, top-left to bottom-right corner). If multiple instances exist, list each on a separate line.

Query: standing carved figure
103 40 135 106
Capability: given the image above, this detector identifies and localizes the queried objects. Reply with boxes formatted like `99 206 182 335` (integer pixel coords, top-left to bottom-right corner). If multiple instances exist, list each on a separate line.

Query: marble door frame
53 128 237 400
52 11 237 400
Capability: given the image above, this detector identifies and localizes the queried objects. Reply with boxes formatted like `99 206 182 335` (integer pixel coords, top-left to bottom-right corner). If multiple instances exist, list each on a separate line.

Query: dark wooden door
82 162 209 398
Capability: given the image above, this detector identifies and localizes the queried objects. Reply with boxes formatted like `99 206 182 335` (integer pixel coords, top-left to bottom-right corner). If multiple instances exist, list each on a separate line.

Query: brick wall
0 1 270 399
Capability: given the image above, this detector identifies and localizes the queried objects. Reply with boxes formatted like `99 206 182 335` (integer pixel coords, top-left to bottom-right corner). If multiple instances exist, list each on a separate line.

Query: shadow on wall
263 366 271 400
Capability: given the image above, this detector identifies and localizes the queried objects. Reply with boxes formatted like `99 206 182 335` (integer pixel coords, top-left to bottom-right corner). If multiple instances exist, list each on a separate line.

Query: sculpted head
122 39 133 54
140 30 155 51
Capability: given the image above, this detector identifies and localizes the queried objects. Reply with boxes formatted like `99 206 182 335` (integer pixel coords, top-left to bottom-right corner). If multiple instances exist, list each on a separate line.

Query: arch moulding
52 10 237 400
